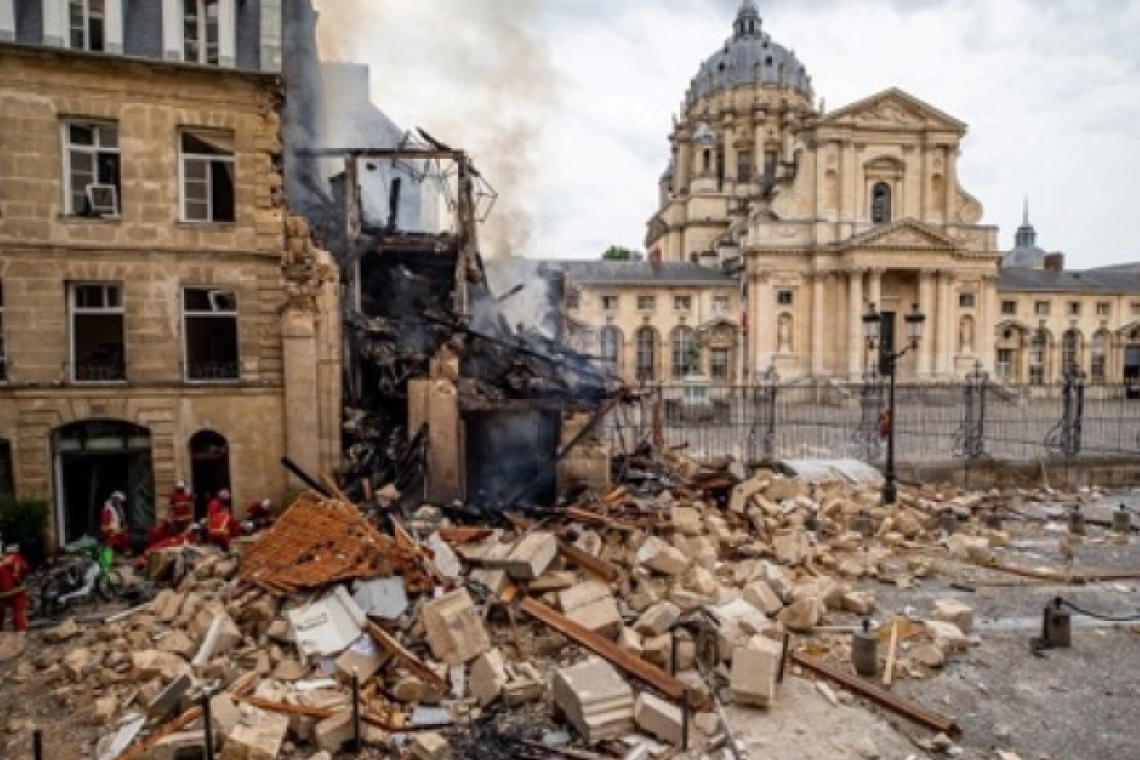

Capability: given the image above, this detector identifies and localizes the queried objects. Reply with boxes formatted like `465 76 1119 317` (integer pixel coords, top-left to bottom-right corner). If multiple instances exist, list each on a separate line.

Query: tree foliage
602 246 642 261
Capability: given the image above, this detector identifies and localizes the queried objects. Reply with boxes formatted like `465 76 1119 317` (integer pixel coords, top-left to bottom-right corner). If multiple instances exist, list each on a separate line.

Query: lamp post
862 302 926 505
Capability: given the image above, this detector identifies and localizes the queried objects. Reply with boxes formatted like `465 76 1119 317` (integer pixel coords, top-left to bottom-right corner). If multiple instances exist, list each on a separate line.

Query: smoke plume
314 0 562 258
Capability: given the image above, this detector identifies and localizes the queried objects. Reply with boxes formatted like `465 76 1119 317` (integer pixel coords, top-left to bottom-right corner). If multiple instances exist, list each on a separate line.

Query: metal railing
603 372 1140 467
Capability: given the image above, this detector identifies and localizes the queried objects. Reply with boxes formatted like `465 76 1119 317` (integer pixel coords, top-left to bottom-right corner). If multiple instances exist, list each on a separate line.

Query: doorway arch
189 430 231 521
52 420 153 546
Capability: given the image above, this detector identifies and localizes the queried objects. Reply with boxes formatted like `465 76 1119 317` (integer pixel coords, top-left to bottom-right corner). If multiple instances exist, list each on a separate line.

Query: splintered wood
239 492 432 594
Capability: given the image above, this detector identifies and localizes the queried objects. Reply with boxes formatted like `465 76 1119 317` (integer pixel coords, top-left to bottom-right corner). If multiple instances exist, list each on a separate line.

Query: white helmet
3 544 18 555
111 491 125 502
175 480 187 490
219 489 231 501
260 498 271 509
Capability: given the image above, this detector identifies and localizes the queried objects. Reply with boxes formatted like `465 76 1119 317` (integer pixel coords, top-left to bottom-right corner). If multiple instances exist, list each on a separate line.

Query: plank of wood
558 542 620 583
519 597 684 701
115 707 202 760
882 620 900 688
366 621 448 691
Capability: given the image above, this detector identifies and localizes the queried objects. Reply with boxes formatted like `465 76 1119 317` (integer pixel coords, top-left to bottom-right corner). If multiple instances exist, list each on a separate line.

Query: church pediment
820 88 966 133
841 219 958 251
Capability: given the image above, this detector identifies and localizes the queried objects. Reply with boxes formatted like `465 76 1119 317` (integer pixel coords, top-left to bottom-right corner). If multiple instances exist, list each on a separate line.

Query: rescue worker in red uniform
101 491 131 553
206 501 239 551
206 489 231 520
246 498 274 530
146 515 179 551
169 480 194 532
0 544 30 632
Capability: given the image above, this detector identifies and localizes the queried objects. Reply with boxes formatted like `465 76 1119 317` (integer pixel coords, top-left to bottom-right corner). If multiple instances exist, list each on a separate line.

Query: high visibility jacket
207 511 236 539
170 491 194 523
0 554 29 596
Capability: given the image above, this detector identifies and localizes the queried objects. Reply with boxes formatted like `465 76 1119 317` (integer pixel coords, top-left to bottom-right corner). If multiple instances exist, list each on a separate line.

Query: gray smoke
313 0 562 258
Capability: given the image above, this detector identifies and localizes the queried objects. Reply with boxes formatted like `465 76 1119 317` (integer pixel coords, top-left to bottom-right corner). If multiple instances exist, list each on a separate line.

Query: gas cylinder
852 619 879 677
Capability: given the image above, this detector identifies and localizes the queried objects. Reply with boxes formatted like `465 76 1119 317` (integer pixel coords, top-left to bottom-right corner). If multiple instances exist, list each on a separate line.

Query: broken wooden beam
558 542 620 583
518 597 685 701
115 708 202 760
366 621 449 691
791 652 961 739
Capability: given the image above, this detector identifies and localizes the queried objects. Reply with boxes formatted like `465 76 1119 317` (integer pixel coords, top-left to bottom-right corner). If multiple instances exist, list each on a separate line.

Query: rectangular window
180 130 235 223
184 0 220 64
183 288 239 381
776 289 794 306
1001 300 1017 316
1068 301 1081 316
959 292 976 308
710 348 729 380
674 295 692 313
601 295 619 312
69 0 105 51
0 440 12 502
996 348 1013 380
637 295 656 312
1132 302 1140 317
0 281 6 382
1034 301 1051 316
63 122 121 217
70 283 125 382
565 292 580 310
736 150 752 183
713 295 730 315
1097 302 1111 317
764 150 778 178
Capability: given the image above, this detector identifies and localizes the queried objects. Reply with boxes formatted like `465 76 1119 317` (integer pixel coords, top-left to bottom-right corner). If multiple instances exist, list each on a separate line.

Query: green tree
602 246 643 261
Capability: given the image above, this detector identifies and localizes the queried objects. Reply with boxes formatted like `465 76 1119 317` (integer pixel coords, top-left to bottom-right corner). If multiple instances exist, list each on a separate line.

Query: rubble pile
15 466 1051 760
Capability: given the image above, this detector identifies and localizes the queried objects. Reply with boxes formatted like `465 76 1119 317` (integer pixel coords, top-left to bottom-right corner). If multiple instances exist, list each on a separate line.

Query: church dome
1001 204 1048 269
687 1 813 104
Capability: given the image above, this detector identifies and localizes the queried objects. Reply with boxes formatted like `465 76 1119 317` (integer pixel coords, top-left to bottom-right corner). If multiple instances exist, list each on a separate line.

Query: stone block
314 710 353 754
551 658 635 744
470 649 508 707
633 692 683 746
220 706 290 760
743 580 784 617
191 608 242 657
411 732 451 760
559 581 622 639
931 599 974 635
152 590 185 623
146 731 205 760
926 620 969 653
210 693 242 736
671 505 703 536
730 635 782 707
778 597 825 633
156 630 196 659
504 532 559 580
335 635 389 683
841 591 876 616
634 602 681 637
618 627 643 656
636 537 690 576
422 589 491 665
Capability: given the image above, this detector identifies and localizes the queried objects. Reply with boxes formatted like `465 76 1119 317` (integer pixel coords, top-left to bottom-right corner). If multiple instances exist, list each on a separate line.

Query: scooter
39 540 122 617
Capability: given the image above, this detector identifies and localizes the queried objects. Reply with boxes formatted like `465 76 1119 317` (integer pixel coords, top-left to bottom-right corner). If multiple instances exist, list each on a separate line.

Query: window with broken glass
183 288 240 381
69 0 105 51
70 283 125 382
180 130 235 223
184 0 220 64
63 122 120 217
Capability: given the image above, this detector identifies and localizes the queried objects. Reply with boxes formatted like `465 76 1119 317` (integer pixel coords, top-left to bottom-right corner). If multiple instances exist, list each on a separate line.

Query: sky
314 0 1140 268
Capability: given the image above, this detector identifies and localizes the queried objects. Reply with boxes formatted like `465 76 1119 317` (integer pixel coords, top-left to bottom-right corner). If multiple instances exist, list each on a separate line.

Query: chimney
1044 253 1065 272
649 248 663 266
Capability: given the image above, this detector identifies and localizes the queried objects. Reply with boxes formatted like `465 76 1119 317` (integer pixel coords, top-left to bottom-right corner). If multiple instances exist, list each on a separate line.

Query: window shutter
104 0 123 53
0 0 15 42
161 0 181 60
218 0 235 67
41 0 66 47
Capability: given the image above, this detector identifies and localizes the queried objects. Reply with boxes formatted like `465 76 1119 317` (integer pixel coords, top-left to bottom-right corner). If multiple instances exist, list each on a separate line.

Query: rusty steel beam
557 542 620 583
791 653 961 738
519 597 685 701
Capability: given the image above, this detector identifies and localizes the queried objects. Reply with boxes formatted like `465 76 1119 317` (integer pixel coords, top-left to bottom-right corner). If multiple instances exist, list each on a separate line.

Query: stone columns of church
867 269 883 311
935 270 955 376
847 269 865 377
811 273 825 376
916 270 934 377
677 137 692 192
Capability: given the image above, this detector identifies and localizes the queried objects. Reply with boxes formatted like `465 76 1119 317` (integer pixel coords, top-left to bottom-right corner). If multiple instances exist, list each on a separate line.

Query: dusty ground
3 491 1140 760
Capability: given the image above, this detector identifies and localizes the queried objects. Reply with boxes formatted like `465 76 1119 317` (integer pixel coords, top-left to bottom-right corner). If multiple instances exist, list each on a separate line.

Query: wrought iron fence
602 371 1140 466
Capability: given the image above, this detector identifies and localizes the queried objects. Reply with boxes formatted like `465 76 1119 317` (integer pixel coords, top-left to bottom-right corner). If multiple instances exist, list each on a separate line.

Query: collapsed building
283 41 624 514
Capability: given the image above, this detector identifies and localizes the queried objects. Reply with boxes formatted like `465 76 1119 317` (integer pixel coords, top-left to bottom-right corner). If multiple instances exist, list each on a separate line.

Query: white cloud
317 0 1140 267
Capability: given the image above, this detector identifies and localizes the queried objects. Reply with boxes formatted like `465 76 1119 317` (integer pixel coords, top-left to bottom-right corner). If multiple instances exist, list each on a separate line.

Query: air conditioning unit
86 184 119 218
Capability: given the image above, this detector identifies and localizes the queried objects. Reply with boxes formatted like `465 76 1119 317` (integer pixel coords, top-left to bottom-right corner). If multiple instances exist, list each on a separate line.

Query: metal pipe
776 632 791 685
681 690 691 750
280 457 333 498
33 730 43 760
351 668 362 751
202 692 215 760
791 652 961 738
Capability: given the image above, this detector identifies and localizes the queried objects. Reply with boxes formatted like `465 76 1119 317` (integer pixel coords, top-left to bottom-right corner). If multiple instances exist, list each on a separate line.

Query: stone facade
0 28 339 543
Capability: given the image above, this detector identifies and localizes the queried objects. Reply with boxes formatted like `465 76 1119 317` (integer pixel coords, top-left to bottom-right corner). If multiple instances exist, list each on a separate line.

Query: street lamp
863 302 926 504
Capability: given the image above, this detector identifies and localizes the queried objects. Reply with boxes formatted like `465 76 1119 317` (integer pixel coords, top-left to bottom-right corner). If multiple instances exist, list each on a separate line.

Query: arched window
635 327 657 382
600 327 622 370
671 327 699 379
871 182 892 224
1062 329 1082 374
1091 331 1108 383
702 149 711 174
1030 330 1048 386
